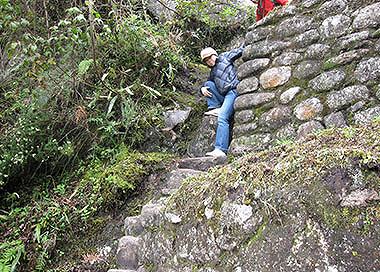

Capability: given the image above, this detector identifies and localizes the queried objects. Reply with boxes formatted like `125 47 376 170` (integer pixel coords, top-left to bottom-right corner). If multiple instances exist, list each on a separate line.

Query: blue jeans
204 81 238 153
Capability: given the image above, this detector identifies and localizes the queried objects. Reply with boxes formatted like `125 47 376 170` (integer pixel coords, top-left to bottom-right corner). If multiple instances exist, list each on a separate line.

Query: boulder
352 2 380 29
326 85 370 110
234 92 276 110
309 70 345 92
259 66 292 89
273 52 303 66
297 120 324 139
294 98 324 121
324 112 347 128
320 15 351 39
280 87 301 104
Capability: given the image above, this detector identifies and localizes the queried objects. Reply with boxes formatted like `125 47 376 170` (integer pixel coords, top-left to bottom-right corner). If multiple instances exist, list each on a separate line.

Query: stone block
297 120 324 140
234 92 276 111
276 16 316 38
294 29 320 48
305 44 331 59
280 87 301 104
234 110 255 124
259 66 292 89
318 0 347 19
325 49 370 67
273 52 303 66
187 115 217 157
354 57 380 83
124 216 144 236
353 106 380 125
293 60 322 79
337 31 370 51
309 69 346 92
243 41 291 60
324 112 347 128
301 0 323 8
245 26 275 44
352 3 380 29
237 76 259 95
320 15 351 39
327 85 370 110
116 236 140 270
237 58 270 80
163 108 191 130
294 98 324 121
233 122 259 137
259 106 292 129
348 101 366 113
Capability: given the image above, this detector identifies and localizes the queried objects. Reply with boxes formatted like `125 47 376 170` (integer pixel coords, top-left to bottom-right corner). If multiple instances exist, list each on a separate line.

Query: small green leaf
141 84 161 98
78 59 93 76
35 224 41 243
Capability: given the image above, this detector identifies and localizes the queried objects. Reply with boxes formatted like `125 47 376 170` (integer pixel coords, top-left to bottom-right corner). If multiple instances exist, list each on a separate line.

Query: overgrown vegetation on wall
0 0 254 270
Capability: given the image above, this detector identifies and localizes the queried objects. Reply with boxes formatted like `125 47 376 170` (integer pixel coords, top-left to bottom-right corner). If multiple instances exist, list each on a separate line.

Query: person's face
204 54 217 67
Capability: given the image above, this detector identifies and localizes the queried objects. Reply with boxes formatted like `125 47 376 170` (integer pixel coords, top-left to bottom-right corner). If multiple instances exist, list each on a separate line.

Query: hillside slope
126 122 380 271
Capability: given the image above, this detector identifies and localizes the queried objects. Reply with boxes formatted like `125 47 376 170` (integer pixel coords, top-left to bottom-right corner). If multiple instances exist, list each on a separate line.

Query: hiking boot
204 108 220 117
205 148 227 158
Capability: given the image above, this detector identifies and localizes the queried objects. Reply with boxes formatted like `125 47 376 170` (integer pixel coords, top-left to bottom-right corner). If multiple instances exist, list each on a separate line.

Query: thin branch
153 0 182 17
87 0 98 74
43 0 50 38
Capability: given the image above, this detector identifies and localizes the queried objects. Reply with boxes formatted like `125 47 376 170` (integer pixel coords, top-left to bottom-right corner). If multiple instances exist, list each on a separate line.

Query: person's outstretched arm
225 44 245 62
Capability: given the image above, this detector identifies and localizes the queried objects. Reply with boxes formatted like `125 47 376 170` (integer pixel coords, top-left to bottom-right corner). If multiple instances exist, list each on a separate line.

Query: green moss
247 221 267 246
323 60 339 71
313 198 360 229
144 263 158 272
285 78 309 91
371 29 380 38
253 104 273 119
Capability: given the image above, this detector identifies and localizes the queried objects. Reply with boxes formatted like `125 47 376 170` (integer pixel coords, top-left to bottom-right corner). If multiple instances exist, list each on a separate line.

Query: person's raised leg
204 81 224 110
214 89 238 153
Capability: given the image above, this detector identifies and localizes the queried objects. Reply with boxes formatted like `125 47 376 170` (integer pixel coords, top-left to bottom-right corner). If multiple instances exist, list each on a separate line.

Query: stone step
124 200 166 236
116 236 140 270
161 168 204 196
177 156 227 171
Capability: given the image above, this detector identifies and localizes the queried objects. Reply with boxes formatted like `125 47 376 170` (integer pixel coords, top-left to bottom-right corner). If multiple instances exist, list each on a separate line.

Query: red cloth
255 0 288 21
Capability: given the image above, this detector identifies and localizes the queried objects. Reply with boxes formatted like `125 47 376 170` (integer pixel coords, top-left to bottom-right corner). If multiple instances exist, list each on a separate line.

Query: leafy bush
0 4 186 189
0 146 171 271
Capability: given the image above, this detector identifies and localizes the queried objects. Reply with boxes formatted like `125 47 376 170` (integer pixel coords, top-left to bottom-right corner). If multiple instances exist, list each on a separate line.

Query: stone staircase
108 156 227 272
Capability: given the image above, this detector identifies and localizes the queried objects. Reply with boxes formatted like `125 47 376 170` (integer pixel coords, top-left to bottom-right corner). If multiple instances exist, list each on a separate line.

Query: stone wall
230 0 380 155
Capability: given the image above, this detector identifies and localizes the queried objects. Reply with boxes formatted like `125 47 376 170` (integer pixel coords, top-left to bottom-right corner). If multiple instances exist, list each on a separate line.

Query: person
251 0 289 21
200 45 244 158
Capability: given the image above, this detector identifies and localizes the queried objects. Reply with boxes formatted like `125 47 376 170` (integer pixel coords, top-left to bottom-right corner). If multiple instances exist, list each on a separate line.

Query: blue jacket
204 46 244 95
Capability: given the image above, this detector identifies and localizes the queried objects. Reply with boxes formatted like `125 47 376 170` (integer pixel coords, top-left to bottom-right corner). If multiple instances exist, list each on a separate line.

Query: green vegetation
1 146 171 271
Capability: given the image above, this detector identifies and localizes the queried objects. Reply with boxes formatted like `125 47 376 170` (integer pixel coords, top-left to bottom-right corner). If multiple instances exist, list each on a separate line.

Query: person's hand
201 86 212 97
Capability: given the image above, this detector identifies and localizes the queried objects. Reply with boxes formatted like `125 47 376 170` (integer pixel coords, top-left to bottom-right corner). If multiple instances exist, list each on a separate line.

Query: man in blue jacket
200 45 244 158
